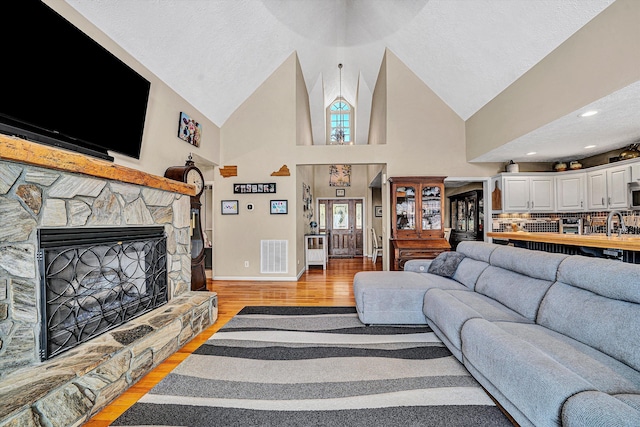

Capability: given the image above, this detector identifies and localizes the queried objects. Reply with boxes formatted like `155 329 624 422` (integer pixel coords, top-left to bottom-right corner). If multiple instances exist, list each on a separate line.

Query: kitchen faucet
606 210 627 237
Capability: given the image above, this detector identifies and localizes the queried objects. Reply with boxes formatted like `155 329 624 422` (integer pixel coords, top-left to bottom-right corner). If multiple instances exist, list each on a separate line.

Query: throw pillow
427 251 466 278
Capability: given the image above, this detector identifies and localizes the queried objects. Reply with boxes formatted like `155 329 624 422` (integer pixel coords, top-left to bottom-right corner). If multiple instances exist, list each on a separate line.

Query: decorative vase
506 160 519 173
554 162 567 172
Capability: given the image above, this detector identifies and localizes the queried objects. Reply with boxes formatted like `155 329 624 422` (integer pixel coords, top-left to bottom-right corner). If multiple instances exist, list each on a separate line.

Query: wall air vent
260 240 288 273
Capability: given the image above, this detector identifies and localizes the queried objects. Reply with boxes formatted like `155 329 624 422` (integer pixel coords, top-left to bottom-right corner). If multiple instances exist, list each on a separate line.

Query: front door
319 199 363 258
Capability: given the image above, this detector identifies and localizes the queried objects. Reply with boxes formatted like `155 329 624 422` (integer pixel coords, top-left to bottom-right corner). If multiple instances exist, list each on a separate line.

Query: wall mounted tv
0 1 151 162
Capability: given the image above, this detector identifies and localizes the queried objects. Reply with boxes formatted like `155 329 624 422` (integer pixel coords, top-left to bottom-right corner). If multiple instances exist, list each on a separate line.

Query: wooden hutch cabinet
389 176 450 270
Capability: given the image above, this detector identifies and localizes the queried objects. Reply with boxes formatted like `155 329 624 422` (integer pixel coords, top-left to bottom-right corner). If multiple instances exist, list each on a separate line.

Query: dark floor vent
38 227 167 360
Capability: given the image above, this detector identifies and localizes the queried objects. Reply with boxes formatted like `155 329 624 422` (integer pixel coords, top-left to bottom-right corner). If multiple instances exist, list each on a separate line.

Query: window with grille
327 98 354 144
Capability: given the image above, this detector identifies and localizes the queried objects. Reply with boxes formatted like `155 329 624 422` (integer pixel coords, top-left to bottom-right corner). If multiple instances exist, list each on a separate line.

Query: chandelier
331 63 347 145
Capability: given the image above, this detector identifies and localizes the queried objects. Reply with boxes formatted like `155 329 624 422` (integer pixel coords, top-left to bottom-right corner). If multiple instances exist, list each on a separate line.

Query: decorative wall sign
336 188 345 197
375 206 383 217
221 200 238 215
329 164 351 187
270 200 288 214
177 112 202 147
234 183 276 194
219 165 238 177
271 165 291 176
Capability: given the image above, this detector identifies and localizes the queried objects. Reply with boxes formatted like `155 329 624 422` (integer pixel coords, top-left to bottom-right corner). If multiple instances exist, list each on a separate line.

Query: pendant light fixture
331 63 346 145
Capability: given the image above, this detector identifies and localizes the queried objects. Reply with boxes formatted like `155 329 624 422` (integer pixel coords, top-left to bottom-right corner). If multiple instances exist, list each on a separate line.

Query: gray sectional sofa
353 241 640 427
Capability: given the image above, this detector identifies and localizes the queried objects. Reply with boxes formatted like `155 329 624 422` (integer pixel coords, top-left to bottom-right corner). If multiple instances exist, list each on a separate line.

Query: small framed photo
221 200 239 215
375 206 383 217
336 189 345 197
270 200 288 214
177 112 202 147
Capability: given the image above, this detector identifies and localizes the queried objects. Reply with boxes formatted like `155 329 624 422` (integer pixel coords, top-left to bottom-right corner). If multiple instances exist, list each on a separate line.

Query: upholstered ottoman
353 271 465 325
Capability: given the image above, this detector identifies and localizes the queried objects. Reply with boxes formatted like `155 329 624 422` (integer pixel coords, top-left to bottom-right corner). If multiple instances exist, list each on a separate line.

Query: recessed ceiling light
584 145 597 149
578 110 599 118
526 152 537 156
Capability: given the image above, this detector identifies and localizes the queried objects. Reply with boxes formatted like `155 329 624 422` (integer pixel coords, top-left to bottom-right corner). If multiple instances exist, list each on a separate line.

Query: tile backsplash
491 211 640 235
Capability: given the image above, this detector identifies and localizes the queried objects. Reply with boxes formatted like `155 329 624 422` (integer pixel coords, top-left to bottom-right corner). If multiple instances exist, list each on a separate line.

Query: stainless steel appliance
629 181 640 209
560 218 582 234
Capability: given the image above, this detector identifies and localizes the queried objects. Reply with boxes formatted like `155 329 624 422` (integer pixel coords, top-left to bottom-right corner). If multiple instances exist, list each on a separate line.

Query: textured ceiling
64 0 638 161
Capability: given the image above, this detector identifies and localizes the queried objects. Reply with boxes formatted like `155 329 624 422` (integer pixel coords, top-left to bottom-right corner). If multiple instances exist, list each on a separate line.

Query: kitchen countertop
487 232 640 251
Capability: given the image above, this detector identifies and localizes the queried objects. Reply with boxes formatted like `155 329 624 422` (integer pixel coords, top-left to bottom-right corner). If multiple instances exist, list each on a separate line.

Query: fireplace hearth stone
0 291 217 426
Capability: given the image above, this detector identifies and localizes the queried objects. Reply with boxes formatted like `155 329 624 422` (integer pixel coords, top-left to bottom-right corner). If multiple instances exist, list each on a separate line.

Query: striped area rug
111 306 513 426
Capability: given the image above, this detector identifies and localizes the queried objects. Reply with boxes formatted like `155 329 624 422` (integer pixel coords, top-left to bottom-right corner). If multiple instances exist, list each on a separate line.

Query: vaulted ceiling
64 0 639 162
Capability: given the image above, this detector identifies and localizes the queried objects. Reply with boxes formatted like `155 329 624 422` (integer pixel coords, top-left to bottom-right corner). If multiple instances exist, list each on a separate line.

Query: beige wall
45 0 220 180
368 53 387 146
467 0 640 161
216 54 301 279
296 55 314 146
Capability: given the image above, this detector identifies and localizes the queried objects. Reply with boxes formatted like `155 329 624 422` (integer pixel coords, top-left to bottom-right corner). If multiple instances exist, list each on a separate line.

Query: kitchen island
487 231 640 263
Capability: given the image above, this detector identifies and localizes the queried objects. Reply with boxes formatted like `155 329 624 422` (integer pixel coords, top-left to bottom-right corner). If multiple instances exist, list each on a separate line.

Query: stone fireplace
0 136 218 426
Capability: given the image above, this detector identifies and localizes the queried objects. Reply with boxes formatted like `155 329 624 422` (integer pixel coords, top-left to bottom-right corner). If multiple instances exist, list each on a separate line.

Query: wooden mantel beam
0 135 195 196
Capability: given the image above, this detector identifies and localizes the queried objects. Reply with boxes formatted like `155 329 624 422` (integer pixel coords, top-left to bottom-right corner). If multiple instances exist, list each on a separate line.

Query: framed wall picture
270 200 288 214
329 164 351 187
336 189 345 197
375 206 383 217
177 112 202 147
221 200 239 215
233 183 276 194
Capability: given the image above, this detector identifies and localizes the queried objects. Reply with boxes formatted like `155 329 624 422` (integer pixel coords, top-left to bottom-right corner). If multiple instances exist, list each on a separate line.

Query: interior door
319 199 363 258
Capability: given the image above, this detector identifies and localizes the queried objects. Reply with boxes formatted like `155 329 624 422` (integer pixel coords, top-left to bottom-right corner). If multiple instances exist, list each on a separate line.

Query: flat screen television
0 1 151 161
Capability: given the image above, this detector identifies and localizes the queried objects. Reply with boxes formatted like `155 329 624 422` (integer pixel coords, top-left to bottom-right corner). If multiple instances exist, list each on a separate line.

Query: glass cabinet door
421 186 441 231
467 195 476 232
456 199 466 231
451 200 458 230
395 186 415 230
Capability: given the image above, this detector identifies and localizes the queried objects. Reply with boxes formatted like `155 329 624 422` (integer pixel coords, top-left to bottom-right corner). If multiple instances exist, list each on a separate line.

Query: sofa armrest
403 259 433 273
562 391 640 427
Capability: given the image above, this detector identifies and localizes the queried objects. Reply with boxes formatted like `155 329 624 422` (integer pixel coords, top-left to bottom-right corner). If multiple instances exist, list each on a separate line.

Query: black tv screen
0 1 150 161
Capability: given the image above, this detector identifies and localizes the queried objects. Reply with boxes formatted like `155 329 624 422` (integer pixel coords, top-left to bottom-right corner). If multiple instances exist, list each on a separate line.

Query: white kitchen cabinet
502 174 554 212
587 165 630 210
555 172 586 211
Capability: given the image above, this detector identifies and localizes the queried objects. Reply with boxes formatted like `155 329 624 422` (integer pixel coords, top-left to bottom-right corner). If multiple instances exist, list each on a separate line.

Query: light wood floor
85 257 380 426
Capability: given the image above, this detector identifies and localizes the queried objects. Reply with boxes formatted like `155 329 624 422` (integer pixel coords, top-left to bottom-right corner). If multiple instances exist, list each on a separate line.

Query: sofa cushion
427 251 466 278
423 288 531 360
353 271 467 324
456 241 497 263
562 391 640 427
474 266 554 321
556 255 640 303
489 245 567 282
451 257 490 290
494 321 640 393
537 280 640 373
461 318 596 427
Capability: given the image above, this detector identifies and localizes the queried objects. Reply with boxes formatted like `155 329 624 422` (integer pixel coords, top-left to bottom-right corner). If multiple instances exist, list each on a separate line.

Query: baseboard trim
212 275 298 281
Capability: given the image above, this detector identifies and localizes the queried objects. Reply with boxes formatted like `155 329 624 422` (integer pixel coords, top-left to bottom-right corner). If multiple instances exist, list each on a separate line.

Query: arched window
327 98 354 144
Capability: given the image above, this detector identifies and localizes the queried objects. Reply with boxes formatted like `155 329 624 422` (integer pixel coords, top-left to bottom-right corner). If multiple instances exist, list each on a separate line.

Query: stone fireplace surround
0 136 218 426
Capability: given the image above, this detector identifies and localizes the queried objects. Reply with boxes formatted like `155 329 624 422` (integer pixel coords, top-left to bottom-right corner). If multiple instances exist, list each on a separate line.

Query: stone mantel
0 135 195 196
